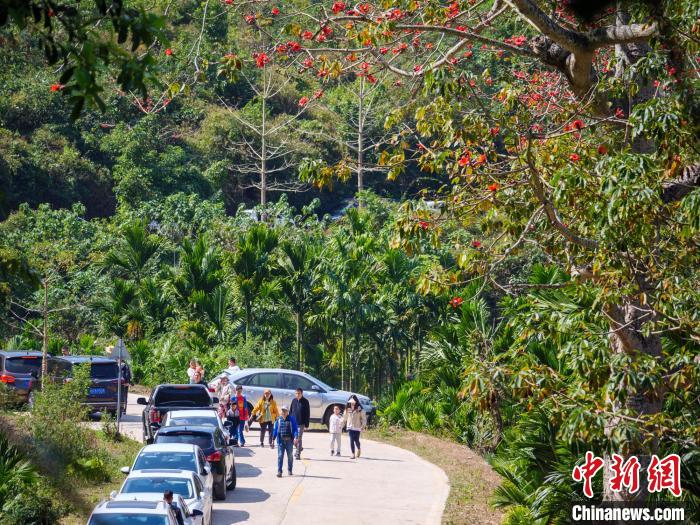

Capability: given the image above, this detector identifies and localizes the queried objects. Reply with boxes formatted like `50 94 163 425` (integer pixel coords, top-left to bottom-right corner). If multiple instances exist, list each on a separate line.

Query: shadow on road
299 474 341 480
233 447 255 457
358 457 404 462
235 463 262 477
228 487 270 504
212 509 250 524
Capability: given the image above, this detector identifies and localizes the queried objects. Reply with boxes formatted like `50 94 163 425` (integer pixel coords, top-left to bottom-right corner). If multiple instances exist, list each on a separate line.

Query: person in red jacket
231 385 249 446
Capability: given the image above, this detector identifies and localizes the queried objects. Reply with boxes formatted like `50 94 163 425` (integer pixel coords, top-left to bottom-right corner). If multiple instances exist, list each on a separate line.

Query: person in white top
216 374 234 405
186 359 198 381
226 357 241 374
328 405 344 456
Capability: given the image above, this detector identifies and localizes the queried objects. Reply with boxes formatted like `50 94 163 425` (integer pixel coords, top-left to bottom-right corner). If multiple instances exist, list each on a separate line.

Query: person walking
231 385 249 446
289 387 310 459
226 357 241 374
343 395 367 459
272 406 298 477
328 405 344 456
216 375 233 406
250 389 279 448
186 359 198 382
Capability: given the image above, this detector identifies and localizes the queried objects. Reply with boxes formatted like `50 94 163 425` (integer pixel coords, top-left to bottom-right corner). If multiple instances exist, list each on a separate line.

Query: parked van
54 355 128 415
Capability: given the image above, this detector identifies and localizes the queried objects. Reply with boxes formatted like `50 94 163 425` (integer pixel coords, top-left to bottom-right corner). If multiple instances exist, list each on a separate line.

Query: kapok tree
271 0 699 502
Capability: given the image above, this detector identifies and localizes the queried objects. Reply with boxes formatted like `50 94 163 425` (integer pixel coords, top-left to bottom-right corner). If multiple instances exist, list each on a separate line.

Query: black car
154 425 236 500
53 356 128 415
138 384 218 444
0 350 49 407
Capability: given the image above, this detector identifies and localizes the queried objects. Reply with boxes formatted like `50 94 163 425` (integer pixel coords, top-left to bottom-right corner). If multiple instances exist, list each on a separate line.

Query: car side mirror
109 490 118 499
201 465 210 476
136 397 147 405
120 466 130 474
311 384 322 392
191 509 203 517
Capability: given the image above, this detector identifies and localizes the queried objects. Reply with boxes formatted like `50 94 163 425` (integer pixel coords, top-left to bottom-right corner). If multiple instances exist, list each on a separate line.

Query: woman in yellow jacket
251 389 279 448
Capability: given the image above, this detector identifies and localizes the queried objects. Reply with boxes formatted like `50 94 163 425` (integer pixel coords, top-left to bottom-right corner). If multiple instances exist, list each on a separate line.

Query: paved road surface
115 394 449 525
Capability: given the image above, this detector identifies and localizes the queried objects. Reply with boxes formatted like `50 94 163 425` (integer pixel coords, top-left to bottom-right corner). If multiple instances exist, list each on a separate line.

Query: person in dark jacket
272 406 298 477
289 387 310 459
163 490 184 525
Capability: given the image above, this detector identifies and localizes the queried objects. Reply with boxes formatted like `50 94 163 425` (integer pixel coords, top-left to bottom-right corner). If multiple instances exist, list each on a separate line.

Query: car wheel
214 477 226 500
226 464 237 491
322 405 343 428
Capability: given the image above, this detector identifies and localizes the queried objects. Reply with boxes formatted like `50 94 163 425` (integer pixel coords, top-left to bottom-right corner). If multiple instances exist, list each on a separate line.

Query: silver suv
208 368 375 427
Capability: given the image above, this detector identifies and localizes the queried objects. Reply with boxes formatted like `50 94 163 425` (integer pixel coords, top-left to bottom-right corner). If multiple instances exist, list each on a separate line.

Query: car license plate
89 387 106 395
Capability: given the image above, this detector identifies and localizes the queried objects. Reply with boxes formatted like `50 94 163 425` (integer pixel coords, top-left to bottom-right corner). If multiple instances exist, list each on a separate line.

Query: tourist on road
344 395 367 459
163 490 185 525
290 387 310 459
190 370 207 386
231 385 249 446
251 389 279 448
328 405 344 456
272 405 298 477
186 359 198 382
226 357 241 374
216 374 233 405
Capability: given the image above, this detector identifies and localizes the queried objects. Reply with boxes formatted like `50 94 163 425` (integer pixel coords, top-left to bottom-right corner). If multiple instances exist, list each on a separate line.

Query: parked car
207 368 376 427
154 425 236 499
0 350 50 407
88 496 202 525
114 469 213 525
137 384 219 443
123 444 212 487
160 408 233 442
53 355 127 415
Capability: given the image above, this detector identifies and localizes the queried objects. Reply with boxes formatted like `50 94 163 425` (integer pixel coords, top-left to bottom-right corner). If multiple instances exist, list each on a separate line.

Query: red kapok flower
458 154 471 167
298 96 309 106
488 183 500 192
224 0 232 4
332 1 346 13
313 89 324 99
255 52 270 67
450 296 463 308
287 41 301 52
271 7 280 15
572 119 585 130
477 153 487 164
471 240 482 248
614 107 625 118
490 126 499 136
276 44 288 54
413 64 422 72
379 47 389 54
570 153 580 162
418 220 429 230
597 145 608 155
245 14 255 24
165 48 173 56
301 30 313 40
50 83 64 92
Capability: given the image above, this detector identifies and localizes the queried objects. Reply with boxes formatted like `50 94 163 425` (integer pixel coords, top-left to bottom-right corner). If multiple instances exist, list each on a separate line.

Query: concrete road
214 425 449 525
113 395 449 525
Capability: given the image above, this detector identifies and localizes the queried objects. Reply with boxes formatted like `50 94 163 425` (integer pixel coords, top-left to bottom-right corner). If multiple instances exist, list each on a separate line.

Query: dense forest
1 0 698 523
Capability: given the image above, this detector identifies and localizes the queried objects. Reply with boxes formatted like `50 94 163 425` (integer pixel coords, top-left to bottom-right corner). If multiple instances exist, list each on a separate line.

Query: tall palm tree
275 237 320 370
229 224 279 340
105 221 160 284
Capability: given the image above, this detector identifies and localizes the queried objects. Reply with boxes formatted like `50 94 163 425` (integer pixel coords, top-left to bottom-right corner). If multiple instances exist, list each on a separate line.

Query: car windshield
153 387 211 406
133 452 197 471
167 416 217 427
5 356 42 374
155 432 213 450
89 515 168 525
91 363 119 379
309 376 337 391
122 478 193 498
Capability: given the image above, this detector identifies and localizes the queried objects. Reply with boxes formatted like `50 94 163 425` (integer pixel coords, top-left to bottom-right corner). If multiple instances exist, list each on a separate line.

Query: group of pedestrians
184 357 369 479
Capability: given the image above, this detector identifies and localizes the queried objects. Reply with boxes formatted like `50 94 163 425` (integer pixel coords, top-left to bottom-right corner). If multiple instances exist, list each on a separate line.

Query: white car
88 495 201 525
161 409 233 442
122 444 214 504
114 469 213 525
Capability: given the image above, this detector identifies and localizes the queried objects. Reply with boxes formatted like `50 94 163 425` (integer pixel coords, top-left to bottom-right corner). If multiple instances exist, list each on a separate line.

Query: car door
193 474 211 525
282 373 324 420
197 447 214 496
242 372 282 413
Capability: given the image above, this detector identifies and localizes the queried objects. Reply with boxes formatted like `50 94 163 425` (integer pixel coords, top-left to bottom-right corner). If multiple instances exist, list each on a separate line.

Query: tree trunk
357 75 365 204
41 278 48 385
260 91 268 213
295 311 303 371
341 318 346 390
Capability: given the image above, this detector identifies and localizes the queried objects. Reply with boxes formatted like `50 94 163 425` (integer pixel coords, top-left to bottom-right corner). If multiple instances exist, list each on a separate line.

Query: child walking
328 405 344 456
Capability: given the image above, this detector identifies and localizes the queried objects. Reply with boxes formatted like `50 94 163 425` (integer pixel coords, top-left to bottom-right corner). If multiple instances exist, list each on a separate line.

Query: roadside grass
366 426 503 525
1 412 142 524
